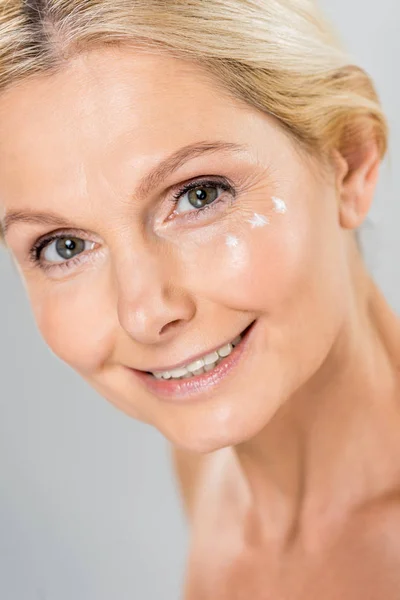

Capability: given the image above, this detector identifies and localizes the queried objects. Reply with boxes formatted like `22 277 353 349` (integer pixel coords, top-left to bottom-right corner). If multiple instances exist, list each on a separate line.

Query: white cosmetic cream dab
247 213 270 228
224 233 247 268
272 197 287 214
226 234 240 248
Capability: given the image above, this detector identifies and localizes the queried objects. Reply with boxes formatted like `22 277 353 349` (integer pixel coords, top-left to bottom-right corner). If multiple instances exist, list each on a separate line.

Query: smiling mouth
145 321 255 381
130 320 257 402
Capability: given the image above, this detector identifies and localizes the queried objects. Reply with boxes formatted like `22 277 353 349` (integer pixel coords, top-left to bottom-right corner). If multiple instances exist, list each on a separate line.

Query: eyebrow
1 140 248 237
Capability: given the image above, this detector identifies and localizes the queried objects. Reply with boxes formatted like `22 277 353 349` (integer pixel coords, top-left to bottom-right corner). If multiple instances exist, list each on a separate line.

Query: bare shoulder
314 491 400 598
351 490 400 548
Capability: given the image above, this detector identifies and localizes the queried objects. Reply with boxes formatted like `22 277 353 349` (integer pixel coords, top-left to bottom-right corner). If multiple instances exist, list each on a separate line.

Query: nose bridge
114 241 194 343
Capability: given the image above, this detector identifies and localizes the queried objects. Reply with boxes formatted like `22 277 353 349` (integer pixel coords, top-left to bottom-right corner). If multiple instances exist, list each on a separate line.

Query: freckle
272 197 287 214
247 213 270 228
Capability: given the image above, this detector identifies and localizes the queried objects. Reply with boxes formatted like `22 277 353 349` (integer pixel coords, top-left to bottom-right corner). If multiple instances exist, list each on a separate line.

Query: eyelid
170 174 233 200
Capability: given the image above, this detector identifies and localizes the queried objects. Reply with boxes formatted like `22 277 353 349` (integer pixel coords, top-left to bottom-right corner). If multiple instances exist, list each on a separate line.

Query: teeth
186 358 205 372
217 343 233 358
204 351 219 365
151 332 243 380
169 367 189 378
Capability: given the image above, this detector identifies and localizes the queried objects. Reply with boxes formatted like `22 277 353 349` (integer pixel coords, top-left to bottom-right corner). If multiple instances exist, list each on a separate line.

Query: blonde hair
0 0 388 176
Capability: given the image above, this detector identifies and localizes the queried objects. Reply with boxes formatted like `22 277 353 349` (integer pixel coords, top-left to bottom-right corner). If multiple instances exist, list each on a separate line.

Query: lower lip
130 321 257 403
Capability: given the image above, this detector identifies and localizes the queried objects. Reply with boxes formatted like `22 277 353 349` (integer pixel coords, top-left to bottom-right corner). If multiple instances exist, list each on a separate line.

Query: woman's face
0 46 349 452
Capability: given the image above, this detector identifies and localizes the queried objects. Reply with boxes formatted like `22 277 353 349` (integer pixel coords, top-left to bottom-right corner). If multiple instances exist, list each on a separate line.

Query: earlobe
336 141 381 230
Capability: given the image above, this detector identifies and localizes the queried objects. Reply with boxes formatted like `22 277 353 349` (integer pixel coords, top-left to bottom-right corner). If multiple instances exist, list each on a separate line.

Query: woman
0 0 399 597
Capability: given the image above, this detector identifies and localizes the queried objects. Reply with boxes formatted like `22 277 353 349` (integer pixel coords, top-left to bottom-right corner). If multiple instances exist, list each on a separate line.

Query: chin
153 396 285 455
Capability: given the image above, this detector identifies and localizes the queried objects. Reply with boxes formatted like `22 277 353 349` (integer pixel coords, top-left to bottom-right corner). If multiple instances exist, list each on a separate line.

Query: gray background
0 1 399 599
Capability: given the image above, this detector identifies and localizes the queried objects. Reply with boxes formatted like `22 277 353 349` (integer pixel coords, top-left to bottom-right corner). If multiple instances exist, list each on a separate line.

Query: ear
332 141 381 230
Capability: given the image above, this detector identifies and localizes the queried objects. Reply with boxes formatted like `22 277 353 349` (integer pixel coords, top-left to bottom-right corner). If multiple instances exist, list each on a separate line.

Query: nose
115 250 196 345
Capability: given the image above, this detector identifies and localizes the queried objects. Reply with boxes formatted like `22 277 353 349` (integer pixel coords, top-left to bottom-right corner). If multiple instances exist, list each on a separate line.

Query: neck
232 246 400 550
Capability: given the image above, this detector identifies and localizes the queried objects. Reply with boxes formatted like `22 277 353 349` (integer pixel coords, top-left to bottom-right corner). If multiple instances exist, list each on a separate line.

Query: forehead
0 46 306 229
0 46 252 167
0 47 272 206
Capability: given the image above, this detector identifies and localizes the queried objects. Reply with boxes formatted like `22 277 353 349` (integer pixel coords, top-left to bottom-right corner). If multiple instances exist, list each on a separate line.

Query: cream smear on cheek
224 196 287 258
247 213 270 228
272 196 287 214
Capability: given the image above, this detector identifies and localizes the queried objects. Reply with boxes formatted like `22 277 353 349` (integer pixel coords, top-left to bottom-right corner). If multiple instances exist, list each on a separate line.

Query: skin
0 45 399 598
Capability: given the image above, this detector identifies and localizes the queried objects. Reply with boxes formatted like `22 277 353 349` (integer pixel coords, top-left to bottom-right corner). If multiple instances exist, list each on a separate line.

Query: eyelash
29 176 236 273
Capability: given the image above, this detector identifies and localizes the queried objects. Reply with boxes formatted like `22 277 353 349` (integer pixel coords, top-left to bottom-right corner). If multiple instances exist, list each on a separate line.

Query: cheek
177 194 348 372
178 210 315 311
27 275 115 375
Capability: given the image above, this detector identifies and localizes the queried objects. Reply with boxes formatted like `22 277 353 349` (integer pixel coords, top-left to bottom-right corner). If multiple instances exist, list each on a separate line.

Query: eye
176 185 219 214
173 182 224 215
42 236 95 263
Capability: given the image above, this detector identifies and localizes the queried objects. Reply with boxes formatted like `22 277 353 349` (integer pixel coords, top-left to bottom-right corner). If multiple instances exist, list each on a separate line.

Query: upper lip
134 322 253 374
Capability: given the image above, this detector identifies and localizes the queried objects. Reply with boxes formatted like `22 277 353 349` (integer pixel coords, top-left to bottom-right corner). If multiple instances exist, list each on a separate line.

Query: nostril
159 319 183 337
